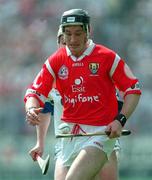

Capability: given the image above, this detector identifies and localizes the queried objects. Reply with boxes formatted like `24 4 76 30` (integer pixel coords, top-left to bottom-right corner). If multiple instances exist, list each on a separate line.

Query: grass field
121 178 151 180
1 133 152 180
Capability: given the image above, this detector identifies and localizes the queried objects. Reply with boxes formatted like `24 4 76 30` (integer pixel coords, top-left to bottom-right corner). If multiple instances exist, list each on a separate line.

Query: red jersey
24 40 141 126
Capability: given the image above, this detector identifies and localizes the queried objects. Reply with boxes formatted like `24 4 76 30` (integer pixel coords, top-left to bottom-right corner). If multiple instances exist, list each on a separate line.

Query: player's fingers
26 118 40 126
35 152 43 160
108 130 121 139
34 153 41 161
105 126 111 136
26 112 40 125
26 114 40 125
26 111 39 120
26 107 41 119
29 151 37 161
26 113 38 121
35 107 44 114
29 146 43 161
29 111 39 120
33 152 43 161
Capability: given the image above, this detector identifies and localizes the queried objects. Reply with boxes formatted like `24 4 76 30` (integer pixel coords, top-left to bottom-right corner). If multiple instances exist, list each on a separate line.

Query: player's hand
26 107 43 126
29 145 44 161
105 120 122 138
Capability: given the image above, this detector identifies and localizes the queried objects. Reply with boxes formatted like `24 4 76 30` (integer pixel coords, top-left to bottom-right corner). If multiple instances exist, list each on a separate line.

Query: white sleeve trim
45 59 56 79
110 54 121 77
125 82 141 93
25 89 46 104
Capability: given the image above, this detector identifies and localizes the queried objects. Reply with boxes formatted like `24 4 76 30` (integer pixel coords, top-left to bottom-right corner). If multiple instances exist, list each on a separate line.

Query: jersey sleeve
110 54 141 97
24 59 55 107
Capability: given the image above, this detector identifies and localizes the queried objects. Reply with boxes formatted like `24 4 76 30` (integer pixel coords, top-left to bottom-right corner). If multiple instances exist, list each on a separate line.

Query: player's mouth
69 45 79 49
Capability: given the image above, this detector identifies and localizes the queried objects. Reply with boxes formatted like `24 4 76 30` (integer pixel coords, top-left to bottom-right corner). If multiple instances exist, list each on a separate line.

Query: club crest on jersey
58 65 69 79
89 63 99 74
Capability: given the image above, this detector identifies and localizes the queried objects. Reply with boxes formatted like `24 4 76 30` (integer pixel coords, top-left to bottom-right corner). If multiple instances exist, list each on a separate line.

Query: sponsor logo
63 76 100 107
89 63 99 74
64 93 100 107
58 65 69 79
72 76 85 93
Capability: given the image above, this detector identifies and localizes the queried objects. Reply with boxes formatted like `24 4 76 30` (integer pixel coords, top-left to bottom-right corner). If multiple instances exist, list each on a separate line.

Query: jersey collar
66 39 95 62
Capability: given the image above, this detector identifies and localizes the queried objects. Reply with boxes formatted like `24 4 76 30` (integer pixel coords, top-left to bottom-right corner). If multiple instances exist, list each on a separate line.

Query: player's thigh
100 150 118 180
65 146 108 180
54 158 68 180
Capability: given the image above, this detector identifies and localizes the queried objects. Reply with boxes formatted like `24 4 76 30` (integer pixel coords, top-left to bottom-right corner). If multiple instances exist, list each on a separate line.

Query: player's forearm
25 97 40 111
36 113 50 147
120 94 141 119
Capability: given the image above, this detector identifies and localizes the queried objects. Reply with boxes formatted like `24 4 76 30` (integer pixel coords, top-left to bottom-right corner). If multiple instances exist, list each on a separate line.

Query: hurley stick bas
36 154 50 175
56 129 131 138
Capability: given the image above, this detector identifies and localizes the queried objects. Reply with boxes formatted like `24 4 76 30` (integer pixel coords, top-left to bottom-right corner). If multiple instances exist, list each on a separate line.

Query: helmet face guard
61 9 90 36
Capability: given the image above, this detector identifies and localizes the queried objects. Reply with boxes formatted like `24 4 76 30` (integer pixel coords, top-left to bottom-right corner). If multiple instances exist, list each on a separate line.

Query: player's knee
65 171 84 180
65 173 73 180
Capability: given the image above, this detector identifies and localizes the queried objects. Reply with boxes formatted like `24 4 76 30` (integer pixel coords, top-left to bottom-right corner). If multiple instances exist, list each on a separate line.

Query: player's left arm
119 93 140 119
106 54 142 138
29 97 54 161
34 95 54 149
36 113 51 149
29 112 51 161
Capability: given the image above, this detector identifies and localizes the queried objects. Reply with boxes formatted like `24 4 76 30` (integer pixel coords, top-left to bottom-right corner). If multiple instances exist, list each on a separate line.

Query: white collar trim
66 39 95 61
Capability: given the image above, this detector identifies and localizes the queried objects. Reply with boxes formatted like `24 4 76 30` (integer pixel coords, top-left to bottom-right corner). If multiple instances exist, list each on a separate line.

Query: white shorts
54 140 62 159
54 139 121 161
55 123 117 167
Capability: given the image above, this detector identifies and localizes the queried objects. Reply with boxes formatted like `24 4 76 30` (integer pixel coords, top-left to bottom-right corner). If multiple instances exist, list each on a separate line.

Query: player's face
64 25 87 57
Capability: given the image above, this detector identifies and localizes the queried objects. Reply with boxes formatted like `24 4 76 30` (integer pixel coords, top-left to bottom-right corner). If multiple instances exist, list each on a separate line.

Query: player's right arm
24 59 55 126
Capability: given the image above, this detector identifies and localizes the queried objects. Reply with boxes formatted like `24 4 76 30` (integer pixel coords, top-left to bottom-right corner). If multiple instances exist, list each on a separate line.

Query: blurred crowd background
0 0 152 179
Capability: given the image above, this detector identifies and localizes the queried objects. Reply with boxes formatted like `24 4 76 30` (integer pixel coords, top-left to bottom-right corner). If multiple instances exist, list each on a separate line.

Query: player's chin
71 50 82 58
69 46 79 52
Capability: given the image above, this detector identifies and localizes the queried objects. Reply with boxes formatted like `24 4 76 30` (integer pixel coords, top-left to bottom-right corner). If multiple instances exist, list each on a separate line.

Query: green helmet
61 9 90 35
